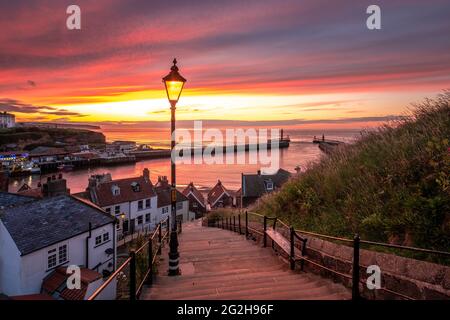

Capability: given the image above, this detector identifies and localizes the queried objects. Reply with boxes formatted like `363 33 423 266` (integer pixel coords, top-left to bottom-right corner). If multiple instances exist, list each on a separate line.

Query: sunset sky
1 0 449 128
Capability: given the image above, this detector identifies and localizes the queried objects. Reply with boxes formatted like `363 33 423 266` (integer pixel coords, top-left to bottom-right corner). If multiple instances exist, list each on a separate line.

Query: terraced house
76 169 189 239
0 193 116 300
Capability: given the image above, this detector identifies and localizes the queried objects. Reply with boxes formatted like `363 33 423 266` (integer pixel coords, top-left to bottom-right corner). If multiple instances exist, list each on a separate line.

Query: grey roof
0 192 35 209
242 169 291 198
0 195 114 256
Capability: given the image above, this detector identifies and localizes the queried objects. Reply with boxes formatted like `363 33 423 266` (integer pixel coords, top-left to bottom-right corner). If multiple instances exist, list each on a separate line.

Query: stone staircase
141 220 350 300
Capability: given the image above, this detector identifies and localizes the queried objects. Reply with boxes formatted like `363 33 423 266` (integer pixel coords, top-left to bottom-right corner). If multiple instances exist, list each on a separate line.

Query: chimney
257 170 261 176
0 171 9 192
43 176 69 197
143 168 150 182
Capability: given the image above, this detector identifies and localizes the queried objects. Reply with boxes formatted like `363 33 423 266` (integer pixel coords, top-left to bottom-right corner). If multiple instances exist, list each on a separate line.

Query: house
154 176 190 223
0 193 116 299
237 168 291 208
182 182 206 218
28 147 70 163
207 180 234 209
16 174 70 198
75 169 191 238
78 169 157 237
0 111 15 128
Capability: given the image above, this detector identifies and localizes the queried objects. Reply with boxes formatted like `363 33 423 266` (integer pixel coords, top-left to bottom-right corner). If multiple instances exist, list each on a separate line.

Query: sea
7 128 363 193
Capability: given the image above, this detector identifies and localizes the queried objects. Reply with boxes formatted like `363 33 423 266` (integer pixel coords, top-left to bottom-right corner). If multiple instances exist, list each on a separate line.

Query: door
130 218 135 234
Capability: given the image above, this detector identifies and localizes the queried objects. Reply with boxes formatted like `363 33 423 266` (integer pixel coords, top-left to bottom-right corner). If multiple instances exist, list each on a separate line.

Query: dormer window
111 185 120 196
131 182 140 192
265 180 274 191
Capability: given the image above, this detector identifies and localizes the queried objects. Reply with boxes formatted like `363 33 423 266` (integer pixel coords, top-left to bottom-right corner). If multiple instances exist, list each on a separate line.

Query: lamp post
163 58 186 276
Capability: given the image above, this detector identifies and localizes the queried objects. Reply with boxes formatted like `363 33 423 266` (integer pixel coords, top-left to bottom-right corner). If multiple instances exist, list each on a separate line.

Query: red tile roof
207 180 230 207
182 182 205 208
42 267 102 300
93 176 155 207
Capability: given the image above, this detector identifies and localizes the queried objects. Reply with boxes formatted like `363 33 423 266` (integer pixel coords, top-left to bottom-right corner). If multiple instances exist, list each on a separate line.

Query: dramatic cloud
0 0 449 123
0 98 85 117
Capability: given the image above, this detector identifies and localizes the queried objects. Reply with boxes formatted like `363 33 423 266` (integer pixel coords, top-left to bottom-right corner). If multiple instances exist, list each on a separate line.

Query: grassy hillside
255 92 450 253
0 127 105 150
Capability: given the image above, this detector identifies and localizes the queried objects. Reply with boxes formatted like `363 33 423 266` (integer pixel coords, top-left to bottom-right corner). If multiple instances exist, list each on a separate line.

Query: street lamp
163 58 186 276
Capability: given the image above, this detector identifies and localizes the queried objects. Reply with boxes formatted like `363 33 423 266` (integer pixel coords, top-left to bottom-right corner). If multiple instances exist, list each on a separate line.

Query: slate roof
182 183 206 208
242 168 291 198
155 185 188 208
0 195 114 256
91 176 155 207
0 192 35 209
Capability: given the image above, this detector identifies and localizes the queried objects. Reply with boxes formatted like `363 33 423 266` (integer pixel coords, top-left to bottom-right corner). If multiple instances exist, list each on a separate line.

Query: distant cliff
0 127 106 151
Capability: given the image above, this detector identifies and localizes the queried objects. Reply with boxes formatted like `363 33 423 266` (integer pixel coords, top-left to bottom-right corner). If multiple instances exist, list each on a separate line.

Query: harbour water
7 129 362 193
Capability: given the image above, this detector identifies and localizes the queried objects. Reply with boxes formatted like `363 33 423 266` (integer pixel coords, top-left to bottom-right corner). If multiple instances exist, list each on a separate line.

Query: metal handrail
87 256 132 300
87 217 170 301
210 211 450 301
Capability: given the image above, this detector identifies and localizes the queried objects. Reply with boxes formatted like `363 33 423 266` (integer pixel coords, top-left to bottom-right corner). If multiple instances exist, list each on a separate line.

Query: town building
0 193 116 299
207 180 234 209
236 168 291 208
75 169 190 239
182 182 207 218
0 112 15 128
154 176 191 223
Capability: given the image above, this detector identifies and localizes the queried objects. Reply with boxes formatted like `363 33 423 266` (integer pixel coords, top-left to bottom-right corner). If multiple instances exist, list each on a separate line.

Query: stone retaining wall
203 218 450 300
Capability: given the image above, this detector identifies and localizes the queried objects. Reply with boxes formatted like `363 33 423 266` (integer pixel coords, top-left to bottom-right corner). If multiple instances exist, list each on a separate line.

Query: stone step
146 275 327 300
141 220 351 300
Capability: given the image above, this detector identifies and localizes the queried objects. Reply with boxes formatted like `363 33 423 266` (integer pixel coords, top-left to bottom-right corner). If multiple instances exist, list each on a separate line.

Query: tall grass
255 92 450 253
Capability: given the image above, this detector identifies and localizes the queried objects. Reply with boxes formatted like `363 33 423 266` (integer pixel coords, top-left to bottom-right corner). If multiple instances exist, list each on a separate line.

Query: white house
0 112 15 128
0 193 117 300
80 169 157 238
154 176 191 223
77 169 191 239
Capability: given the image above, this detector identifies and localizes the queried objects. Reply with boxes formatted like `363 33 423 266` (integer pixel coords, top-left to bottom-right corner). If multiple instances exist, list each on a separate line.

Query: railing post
147 238 153 285
166 217 170 235
238 214 241 234
245 211 248 238
129 250 136 301
233 216 236 232
290 227 295 270
352 234 360 300
301 239 307 271
263 216 267 247
158 223 162 254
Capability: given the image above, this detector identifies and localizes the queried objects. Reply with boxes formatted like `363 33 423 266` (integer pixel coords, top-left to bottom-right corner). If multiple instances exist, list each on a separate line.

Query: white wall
0 222 115 298
103 196 158 235
0 222 22 295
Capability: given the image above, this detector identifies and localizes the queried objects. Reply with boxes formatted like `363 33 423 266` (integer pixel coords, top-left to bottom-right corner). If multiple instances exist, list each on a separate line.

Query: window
193 202 198 208
114 206 120 214
95 235 102 245
162 207 169 214
138 200 143 210
105 207 111 214
176 202 183 210
145 213 150 223
47 244 68 269
137 215 143 225
265 180 274 191
103 232 109 242
47 249 57 269
58 245 67 264
145 199 151 208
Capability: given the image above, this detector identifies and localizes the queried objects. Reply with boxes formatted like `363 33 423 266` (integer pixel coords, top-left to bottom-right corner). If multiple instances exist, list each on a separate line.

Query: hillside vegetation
255 92 450 253
0 127 105 150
